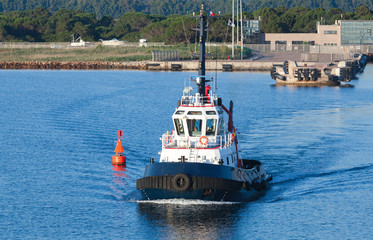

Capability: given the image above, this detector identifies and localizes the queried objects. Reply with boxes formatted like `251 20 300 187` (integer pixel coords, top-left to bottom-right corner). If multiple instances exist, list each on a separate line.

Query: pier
0 52 370 71
0 59 275 71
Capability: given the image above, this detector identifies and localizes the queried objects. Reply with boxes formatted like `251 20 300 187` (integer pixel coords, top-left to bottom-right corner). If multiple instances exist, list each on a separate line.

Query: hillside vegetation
0 0 373 18
1 6 373 43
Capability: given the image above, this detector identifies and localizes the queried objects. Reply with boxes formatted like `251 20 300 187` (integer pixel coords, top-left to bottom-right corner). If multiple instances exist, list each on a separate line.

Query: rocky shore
0 60 277 71
1 53 369 71
0 61 149 70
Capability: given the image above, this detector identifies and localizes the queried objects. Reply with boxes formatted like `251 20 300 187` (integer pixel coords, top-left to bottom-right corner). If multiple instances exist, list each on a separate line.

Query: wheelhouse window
206 119 217 136
218 118 225 135
187 119 202 137
206 111 216 115
175 110 184 115
174 119 185 136
187 111 202 115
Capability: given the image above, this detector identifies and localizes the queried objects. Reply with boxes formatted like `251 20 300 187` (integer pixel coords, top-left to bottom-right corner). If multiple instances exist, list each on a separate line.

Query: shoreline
0 60 283 71
0 53 357 71
0 61 148 70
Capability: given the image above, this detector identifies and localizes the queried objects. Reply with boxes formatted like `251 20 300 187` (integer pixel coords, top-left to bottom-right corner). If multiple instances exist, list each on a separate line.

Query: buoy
112 130 126 166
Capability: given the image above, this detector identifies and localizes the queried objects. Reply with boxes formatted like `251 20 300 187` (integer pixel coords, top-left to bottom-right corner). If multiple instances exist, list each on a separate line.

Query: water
1 67 372 239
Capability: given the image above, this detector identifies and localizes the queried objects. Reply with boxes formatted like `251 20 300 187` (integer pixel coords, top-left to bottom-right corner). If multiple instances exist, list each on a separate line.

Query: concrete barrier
147 60 279 71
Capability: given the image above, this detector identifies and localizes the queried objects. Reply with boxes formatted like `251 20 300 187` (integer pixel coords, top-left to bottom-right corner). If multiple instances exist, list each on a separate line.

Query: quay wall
147 61 279 71
0 60 282 71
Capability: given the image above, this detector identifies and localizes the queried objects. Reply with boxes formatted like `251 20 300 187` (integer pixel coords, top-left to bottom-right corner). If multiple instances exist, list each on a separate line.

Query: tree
163 16 195 44
96 15 115 40
354 5 373 20
209 16 231 43
0 24 8 40
141 22 167 42
254 8 281 33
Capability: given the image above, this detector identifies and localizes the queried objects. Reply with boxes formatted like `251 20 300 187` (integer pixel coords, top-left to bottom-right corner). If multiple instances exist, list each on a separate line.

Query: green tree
0 23 8 40
141 21 167 42
163 16 195 44
209 16 231 43
354 5 373 20
96 15 115 40
113 12 164 40
254 7 281 33
326 8 345 24
71 12 97 41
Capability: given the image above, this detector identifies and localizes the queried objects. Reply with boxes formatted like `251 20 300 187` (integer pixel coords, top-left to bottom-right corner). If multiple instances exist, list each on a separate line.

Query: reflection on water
137 201 244 240
270 84 334 89
112 165 129 181
340 83 354 88
270 83 355 88
111 165 130 200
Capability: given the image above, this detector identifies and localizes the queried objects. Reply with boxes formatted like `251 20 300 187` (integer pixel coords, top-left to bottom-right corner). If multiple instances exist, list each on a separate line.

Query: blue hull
137 162 270 202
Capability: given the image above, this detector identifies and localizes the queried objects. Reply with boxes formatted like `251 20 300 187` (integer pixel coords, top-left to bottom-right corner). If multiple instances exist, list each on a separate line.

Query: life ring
172 174 190 191
199 136 208 146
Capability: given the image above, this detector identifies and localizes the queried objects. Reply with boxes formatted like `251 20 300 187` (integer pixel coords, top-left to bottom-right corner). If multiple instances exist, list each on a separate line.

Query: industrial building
243 20 373 51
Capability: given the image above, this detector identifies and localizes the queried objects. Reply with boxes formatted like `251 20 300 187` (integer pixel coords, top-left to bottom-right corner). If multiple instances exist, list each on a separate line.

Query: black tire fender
172 174 190 191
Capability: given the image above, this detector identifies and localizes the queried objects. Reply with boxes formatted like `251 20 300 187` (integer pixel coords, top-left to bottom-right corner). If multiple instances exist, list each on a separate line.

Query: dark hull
136 162 271 202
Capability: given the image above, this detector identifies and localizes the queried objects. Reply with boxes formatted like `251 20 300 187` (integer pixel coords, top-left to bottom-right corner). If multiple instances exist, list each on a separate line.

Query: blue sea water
0 66 372 239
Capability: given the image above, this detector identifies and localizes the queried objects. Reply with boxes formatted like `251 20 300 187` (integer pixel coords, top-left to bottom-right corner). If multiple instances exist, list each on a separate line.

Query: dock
0 53 369 71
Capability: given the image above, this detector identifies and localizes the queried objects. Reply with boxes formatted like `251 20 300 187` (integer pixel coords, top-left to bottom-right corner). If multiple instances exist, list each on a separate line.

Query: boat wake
272 163 373 185
266 163 373 203
136 199 240 205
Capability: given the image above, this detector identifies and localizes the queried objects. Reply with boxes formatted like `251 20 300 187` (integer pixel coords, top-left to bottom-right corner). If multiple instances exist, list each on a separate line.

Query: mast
240 0 243 60
197 5 206 96
232 0 235 58
236 0 239 47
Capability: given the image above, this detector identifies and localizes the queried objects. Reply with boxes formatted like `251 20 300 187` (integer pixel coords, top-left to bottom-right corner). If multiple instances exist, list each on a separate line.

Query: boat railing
162 132 235 149
180 94 217 106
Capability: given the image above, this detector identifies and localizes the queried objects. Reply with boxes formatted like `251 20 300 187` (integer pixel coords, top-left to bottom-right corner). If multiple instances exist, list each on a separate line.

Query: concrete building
263 20 373 50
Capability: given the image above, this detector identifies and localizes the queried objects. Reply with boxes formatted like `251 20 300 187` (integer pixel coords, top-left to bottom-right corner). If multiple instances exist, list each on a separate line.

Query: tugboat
136 5 272 202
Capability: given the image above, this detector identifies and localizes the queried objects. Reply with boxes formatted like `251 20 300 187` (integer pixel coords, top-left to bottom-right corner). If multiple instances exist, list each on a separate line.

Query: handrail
162 132 235 149
180 94 217 106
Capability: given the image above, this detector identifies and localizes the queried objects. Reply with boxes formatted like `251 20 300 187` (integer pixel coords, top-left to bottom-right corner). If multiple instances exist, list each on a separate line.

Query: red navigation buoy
112 130 126 166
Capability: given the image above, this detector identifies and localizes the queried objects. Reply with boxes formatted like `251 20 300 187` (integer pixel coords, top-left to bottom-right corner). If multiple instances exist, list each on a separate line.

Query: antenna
232 0 235 58
215 46 218 93
240 0 243 60
190 4 207 96
189 4 215 97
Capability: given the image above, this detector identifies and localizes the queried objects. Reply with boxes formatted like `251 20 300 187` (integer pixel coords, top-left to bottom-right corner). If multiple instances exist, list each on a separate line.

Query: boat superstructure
136 5 272 202
160 83 239 166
